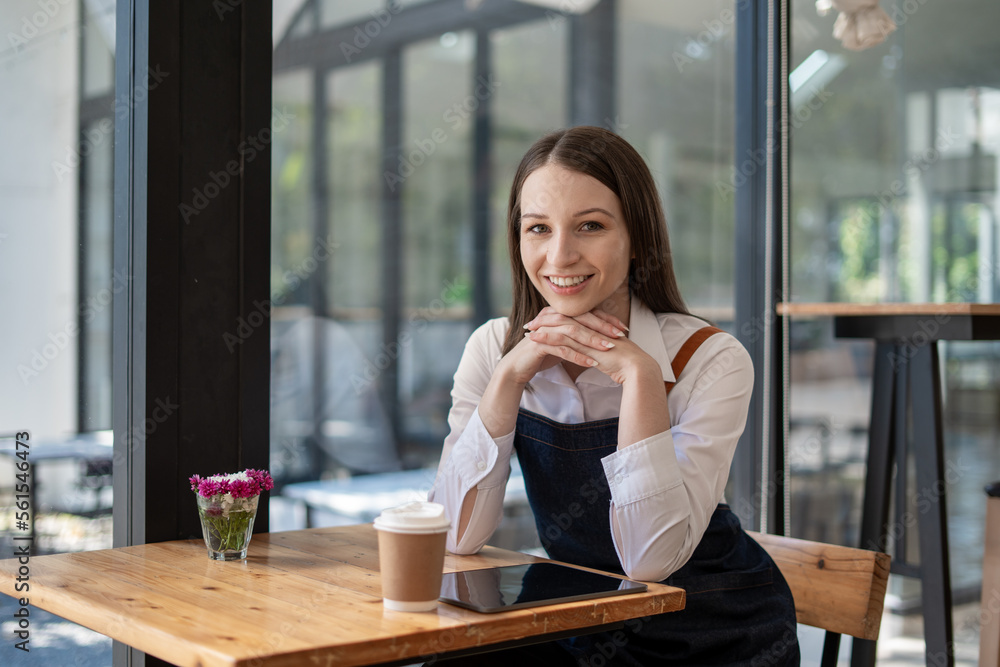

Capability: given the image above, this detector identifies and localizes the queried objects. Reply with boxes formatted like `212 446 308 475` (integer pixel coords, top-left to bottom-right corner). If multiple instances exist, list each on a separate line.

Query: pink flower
189 468 274 499
245 469 275 492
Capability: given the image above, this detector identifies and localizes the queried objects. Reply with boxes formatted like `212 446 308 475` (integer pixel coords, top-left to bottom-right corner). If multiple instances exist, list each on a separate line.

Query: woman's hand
482 305 668 447
521 306 655 386
523 306 670 448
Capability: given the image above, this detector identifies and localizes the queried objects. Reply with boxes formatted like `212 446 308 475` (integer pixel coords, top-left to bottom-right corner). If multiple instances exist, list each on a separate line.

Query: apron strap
664 326 724 395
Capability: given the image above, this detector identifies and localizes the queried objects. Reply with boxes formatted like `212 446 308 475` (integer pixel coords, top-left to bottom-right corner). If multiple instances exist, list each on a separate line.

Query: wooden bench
748 531 891 667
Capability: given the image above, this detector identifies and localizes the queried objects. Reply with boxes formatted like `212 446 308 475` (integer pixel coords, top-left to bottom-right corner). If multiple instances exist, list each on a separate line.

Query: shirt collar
627 298 674 383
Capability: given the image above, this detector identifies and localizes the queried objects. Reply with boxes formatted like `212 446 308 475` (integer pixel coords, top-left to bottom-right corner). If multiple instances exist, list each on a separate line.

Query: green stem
198 507 256 552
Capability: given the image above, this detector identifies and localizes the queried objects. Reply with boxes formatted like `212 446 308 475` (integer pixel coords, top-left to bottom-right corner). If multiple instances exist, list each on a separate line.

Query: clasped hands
506 306 655 386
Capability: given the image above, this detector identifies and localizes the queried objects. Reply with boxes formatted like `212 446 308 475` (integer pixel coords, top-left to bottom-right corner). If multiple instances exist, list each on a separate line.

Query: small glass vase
196 493 260 561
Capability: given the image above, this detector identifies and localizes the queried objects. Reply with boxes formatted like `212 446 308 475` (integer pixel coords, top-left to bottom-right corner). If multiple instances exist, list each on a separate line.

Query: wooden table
778 302 1000 667
0 524 684 667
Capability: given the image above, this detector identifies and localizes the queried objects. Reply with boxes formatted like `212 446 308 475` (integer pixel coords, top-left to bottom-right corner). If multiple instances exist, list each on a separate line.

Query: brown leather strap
664 326 723 395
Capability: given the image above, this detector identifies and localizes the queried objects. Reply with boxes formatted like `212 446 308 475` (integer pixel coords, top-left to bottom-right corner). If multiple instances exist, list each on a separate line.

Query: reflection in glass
787 0 1000 618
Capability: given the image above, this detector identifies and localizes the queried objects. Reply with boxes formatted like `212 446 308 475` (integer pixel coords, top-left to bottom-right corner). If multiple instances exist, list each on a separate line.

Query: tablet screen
439 562 648 613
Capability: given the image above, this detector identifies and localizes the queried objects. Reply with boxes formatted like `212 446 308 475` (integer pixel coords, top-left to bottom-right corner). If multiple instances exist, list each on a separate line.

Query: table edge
776 302 1000 317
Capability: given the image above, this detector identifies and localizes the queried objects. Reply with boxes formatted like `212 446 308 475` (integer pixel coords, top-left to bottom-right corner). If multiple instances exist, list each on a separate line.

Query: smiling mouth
546 275 592 288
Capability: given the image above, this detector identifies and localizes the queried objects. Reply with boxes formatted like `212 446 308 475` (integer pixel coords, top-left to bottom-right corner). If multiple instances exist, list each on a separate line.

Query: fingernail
602 341 615 348
523 323 531 329
589 359 599 367
613 328 625 337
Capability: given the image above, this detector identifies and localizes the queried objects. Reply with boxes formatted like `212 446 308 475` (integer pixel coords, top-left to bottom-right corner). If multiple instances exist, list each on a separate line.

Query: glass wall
0 0 116 542
787 0 1000 634
0 0 116 662
269 0 738 544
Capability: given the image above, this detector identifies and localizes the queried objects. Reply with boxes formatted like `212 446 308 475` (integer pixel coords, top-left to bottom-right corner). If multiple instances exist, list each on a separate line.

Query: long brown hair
502 126 689 355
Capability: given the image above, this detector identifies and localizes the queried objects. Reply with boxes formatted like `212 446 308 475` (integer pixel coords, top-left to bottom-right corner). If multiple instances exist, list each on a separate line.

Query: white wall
0 0 80 439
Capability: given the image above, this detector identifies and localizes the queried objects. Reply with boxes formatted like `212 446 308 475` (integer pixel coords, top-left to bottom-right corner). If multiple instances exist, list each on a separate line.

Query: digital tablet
439 562 648 613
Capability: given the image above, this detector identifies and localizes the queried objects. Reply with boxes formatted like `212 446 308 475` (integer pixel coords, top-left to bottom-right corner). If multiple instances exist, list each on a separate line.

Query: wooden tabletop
777 302 1000 341
0 524 684 667
777 302 1000 317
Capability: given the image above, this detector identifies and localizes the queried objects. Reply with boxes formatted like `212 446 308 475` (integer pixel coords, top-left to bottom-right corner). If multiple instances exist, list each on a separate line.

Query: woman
430 126 799 666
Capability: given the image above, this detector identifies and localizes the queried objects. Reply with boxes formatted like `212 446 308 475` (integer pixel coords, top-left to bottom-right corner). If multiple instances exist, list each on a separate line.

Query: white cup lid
373 501 451 534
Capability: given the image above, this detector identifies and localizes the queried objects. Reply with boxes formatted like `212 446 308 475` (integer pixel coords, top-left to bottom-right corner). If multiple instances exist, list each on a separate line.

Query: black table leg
911 344 954 667
852 341 897 667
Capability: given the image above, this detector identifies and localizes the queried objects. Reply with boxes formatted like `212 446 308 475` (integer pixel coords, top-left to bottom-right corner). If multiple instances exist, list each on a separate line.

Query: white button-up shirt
429 299 754 581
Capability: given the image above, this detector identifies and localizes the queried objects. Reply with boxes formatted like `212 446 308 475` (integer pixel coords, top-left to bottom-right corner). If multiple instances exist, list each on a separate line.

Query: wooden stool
749 531 891 667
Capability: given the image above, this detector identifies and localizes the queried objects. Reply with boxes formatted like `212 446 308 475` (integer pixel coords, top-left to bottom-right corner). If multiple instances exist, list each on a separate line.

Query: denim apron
506 326 800 666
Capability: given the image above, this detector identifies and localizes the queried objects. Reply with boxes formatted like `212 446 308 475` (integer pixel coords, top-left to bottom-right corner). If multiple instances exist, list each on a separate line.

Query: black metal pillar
113 1 272 664
381 50 404 449
733 0 785 534
472 31 493 327
312 68 330 469
568 0 616 128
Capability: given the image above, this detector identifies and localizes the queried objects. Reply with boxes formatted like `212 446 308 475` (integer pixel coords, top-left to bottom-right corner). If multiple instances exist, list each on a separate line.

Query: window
0 0 116 662
787 0 1000 628
0 0 116 544
268 0 738 546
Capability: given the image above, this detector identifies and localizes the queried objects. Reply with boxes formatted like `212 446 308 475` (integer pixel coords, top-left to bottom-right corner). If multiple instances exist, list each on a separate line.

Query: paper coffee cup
374 501 451 612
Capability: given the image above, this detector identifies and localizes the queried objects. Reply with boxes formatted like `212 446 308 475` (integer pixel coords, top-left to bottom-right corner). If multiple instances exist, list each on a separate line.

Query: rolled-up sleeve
430 408 514 553
602 336 754 581
428 319 513 554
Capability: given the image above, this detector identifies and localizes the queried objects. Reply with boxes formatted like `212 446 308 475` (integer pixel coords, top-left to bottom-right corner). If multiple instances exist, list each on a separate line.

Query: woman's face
519 164 631 320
